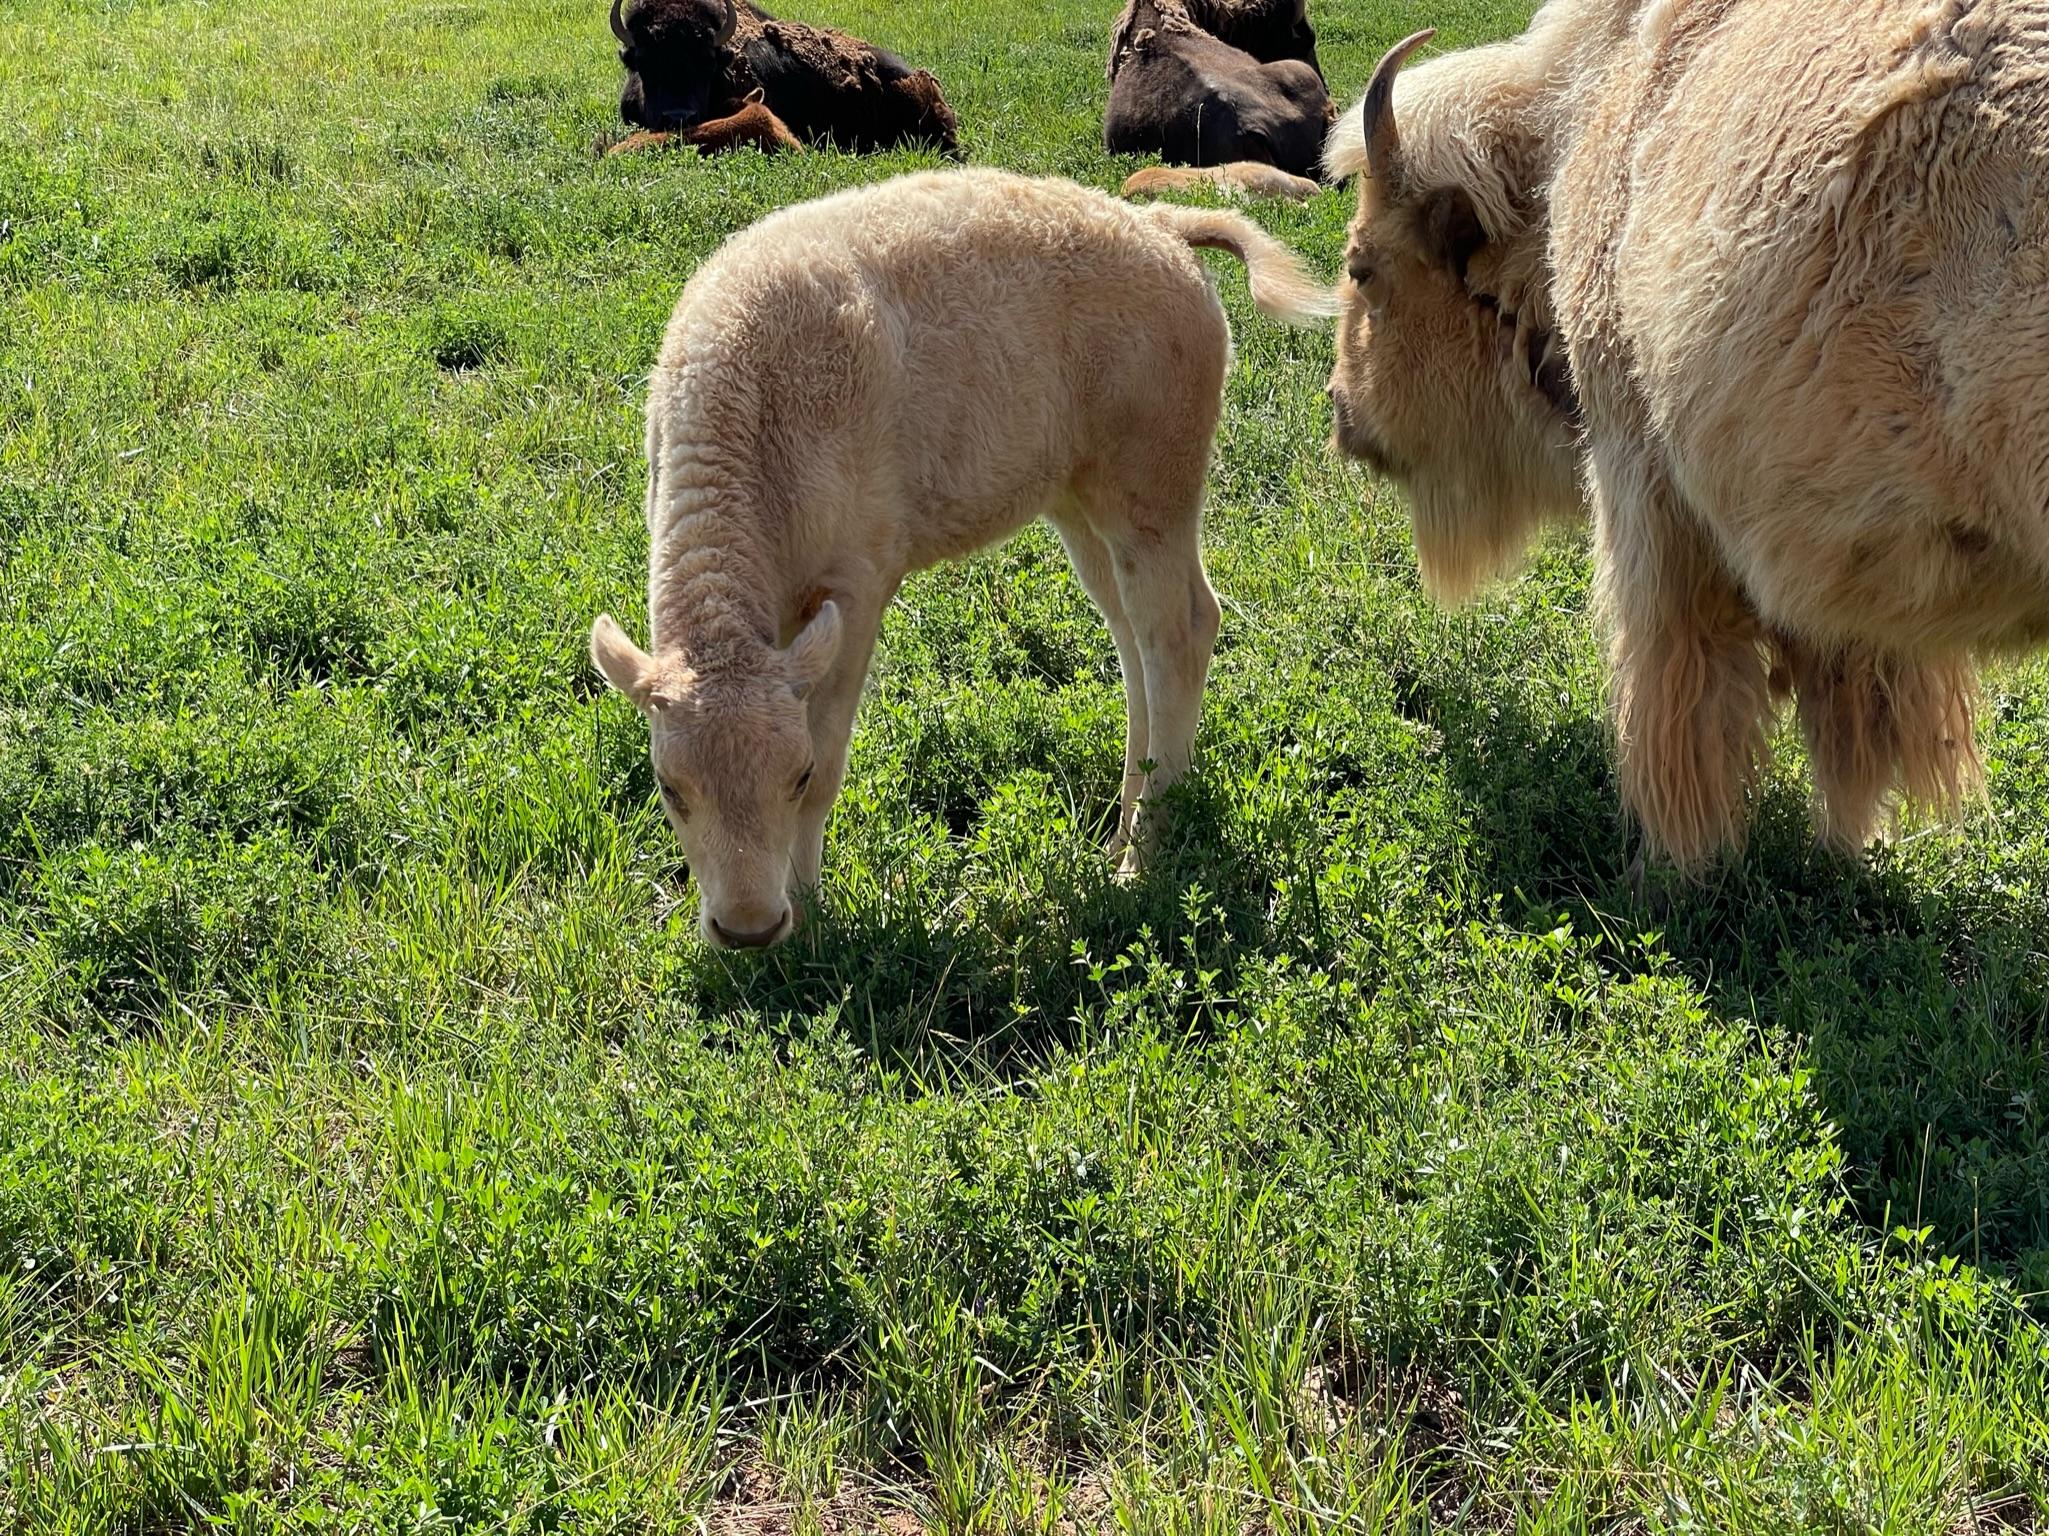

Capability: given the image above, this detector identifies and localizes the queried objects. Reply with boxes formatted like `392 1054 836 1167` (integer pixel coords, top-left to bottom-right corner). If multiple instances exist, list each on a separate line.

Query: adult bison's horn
1362 28 1435 195
610 0 630 44
714 0 737 44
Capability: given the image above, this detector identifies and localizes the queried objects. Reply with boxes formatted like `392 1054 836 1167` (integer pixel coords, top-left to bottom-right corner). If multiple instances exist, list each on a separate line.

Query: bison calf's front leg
790 762 840 900
788 604 879 907
606 129 679 156
790 735 852 902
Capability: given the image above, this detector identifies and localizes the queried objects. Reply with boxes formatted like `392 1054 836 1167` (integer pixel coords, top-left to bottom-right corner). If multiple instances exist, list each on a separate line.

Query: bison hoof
1112 842 1147 885
1623 845 1647 904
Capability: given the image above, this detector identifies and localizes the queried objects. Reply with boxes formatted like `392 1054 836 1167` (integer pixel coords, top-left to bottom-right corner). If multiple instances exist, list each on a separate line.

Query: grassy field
2 0 2047 1527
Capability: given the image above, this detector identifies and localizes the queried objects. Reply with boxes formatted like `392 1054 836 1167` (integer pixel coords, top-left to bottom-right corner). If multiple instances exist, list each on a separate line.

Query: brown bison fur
612 0 959 158
1104 0 1333 181
1121 163 1321 202
1111 0 1321 77
690 99 803 153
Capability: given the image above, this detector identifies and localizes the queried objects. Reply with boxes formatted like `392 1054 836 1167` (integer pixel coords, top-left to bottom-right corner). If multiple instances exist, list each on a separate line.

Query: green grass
2 0 2047 1527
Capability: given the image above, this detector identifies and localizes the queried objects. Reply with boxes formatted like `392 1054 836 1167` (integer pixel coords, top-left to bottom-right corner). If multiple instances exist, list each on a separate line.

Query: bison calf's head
612 0 736 131
1326 29 1582 604
590 605 843 950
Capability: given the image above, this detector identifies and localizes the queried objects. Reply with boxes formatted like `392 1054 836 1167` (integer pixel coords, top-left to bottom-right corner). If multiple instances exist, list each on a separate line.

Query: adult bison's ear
1419 186 1487 282
784 600 841 702
591 614 660 711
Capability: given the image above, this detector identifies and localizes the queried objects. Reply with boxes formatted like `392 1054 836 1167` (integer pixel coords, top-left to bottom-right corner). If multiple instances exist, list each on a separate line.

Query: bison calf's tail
1141 204 1337 325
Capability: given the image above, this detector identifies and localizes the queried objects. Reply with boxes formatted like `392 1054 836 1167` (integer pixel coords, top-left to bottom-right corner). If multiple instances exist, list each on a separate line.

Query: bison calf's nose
708 909 793 950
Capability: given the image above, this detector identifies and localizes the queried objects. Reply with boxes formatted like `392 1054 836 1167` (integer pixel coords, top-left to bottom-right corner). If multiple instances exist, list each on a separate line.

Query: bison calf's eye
660 781 690 822
791 764 815 801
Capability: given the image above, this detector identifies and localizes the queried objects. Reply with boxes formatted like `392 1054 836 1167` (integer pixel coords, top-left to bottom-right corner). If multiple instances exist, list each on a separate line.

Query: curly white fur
1327 0 2048 868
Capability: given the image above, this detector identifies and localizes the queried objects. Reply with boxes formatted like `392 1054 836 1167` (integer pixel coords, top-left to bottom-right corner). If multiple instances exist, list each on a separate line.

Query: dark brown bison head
613 0 737 131
897 69 962 158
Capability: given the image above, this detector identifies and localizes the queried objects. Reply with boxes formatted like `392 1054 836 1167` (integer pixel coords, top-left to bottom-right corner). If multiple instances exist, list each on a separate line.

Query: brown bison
610 0 959 158
1325 2 2048 870
1105 0 1334 182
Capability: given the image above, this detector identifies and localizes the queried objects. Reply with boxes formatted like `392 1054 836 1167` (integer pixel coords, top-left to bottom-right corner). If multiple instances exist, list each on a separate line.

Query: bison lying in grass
590 169 1332 947
1325 2 2049 870
1122 162 1321 201
1105 0 1334 182
610 0 958 158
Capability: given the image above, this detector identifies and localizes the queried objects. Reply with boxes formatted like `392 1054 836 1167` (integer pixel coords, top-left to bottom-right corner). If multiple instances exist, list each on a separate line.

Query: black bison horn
610 0 630 44
714 0 736 44
1362 27 1435 196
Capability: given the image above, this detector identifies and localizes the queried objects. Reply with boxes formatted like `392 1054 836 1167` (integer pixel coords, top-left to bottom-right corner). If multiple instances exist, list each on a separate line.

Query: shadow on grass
672 773 1339 1077
1406 671 2049 1293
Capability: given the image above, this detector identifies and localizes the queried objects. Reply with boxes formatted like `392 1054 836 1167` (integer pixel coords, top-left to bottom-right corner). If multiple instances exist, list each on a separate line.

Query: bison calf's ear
785 600 842 701
590 614 660 711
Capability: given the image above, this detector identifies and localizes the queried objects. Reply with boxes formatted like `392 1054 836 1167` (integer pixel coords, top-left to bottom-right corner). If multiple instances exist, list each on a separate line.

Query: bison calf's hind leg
1597 460 1776 871
1780 640 1983 854
1101 515 1222 881
685 102 803 155
1052 510 1153 857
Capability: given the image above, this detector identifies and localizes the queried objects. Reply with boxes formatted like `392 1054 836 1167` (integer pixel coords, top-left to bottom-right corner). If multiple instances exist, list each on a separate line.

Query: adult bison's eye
790 764 814 801
659 780 690 822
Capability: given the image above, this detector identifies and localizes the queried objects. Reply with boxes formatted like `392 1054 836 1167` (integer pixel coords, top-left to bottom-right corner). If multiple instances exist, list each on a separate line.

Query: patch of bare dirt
1953 1493 2043 1536
703 1459 926 1536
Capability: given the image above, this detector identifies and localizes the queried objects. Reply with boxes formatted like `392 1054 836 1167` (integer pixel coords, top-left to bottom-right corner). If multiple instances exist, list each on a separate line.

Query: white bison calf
591 168 1331 948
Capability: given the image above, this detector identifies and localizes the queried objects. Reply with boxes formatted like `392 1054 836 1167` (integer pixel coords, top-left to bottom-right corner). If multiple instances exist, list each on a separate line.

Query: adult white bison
1326 2 2048 869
